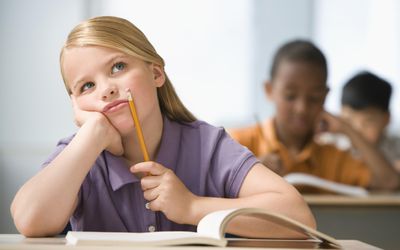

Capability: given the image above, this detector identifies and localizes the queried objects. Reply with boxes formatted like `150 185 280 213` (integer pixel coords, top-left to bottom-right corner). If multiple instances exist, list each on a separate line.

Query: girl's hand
130 162 197 224
71 96 123 156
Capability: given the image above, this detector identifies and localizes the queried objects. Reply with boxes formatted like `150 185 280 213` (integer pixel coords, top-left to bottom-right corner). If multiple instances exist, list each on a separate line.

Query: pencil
126 89 150 162
127 90 157 226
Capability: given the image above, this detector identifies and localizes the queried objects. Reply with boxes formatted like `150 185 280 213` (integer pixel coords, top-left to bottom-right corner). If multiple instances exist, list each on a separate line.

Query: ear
383 112 390 127
264 80 273 100
151 63 166 87
322 86 330 102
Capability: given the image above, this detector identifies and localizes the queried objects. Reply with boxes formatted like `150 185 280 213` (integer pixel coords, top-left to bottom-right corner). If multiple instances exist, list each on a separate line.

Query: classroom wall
314 0 400 134
0 0 85 233
94 0 313 127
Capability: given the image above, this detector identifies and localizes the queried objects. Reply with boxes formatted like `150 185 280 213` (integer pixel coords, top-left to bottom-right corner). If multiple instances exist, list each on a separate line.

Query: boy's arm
10 114 121 237
318 112 399 190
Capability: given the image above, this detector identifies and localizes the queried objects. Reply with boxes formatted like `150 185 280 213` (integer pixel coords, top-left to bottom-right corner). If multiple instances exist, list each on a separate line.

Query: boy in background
340 71 400 173
229 40 399 191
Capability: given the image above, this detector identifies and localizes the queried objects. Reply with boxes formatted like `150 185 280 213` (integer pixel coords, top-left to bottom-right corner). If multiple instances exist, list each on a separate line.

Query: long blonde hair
60 16 196 123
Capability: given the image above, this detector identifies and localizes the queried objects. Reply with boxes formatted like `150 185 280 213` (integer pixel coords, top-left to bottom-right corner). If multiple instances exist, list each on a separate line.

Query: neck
274 121 312 155
122 112 163 166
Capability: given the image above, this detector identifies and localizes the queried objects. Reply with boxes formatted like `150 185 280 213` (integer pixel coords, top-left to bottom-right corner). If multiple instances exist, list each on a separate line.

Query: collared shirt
378 134 400 169
42 116 258 232
229 119 371 188
316 132 400 173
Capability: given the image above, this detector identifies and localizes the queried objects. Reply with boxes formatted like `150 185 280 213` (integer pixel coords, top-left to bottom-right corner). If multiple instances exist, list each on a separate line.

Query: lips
102 100 128 113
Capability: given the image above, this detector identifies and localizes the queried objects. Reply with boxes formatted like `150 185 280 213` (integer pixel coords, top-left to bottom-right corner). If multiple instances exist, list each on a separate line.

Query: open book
66 207 340 248
284 173 369 197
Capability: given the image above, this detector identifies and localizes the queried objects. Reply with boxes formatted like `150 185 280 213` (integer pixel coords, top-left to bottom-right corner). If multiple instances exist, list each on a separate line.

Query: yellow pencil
126 89 150 162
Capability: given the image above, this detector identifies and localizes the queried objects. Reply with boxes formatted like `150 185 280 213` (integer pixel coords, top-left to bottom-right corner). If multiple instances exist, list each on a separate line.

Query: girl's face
62 46 165 136
266 60 328 139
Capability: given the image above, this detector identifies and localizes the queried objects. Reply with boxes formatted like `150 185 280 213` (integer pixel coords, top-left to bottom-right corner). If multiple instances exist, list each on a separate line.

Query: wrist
187 194 204 225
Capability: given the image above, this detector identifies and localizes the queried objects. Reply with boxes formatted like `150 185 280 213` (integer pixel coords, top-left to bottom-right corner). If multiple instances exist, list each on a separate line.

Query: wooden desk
0 234 380 250
304 193 400 250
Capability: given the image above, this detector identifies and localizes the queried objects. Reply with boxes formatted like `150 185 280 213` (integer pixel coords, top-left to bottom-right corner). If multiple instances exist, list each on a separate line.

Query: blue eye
80 82 95 93
112 62 125 74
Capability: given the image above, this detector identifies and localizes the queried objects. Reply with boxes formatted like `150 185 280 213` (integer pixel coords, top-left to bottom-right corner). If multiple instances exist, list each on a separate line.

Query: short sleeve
208 129 259 198
41 135 75 168
380 136 400 163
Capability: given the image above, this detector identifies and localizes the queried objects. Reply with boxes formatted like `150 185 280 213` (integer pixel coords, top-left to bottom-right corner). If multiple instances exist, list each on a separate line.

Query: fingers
140 175 161 190
130 161 168 176
143 185 159 201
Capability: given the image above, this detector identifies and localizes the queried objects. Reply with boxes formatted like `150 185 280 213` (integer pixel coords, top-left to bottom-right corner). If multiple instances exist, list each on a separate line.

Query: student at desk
10 16 314 238
229 40 399 192
339 71 400 174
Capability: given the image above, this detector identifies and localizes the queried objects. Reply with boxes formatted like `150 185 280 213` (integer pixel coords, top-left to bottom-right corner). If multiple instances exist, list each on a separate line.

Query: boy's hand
259 153 285 176
315 111 346 134
71 96 123 156
130 162 197 224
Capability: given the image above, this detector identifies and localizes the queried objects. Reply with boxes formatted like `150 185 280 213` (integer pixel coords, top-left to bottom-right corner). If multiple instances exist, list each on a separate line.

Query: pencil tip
126 88 133 100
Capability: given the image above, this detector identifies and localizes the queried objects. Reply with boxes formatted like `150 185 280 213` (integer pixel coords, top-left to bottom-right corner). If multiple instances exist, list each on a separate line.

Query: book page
66 231 226 246
198 208 341 248
284 173 369 197
197 209 235 239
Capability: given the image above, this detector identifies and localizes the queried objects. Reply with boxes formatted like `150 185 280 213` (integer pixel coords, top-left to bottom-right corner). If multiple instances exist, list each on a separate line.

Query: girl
11 16 315 237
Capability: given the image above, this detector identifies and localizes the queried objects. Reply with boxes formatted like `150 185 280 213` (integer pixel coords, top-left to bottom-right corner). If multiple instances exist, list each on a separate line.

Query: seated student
340 71 400 173
229 40 399 191
10 16 314 238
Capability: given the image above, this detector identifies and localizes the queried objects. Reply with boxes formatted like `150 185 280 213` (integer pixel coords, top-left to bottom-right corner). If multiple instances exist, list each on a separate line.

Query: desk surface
0 234 380 250
304 193 400 206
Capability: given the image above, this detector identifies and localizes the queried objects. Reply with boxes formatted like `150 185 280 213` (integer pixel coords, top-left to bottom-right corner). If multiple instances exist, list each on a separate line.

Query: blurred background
1 0 399 233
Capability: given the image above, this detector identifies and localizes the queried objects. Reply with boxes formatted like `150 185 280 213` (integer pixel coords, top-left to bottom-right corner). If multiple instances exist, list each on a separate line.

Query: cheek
363 130 378 144
365 127 382 143
75 96 97 111
275 99 291 114
310 105 324 117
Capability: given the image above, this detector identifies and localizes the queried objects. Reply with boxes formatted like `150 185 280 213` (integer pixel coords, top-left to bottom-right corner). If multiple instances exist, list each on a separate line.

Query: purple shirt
42 116 258 232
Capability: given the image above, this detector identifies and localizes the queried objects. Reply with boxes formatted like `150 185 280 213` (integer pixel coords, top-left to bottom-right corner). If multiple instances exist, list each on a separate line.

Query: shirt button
148 225 156 232
145 202 150 209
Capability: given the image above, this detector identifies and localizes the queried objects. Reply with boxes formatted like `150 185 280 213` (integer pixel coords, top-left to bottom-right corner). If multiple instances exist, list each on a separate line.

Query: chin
291 126 312 138
109 117 134 135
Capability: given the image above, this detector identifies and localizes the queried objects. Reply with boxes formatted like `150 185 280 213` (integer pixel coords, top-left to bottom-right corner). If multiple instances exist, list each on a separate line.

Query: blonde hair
60 16 196 123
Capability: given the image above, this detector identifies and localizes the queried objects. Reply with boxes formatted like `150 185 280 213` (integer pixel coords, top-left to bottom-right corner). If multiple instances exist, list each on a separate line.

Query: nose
294 98 307 114
101 84 118 101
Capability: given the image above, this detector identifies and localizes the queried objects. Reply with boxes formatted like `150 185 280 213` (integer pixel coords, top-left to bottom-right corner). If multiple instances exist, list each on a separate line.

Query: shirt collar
155 115 182 171
106 115 182 191
105 152 139 191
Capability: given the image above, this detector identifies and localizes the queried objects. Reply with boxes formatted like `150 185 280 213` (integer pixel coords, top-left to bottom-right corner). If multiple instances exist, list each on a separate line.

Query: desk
0 234 380 250
305 194 400 250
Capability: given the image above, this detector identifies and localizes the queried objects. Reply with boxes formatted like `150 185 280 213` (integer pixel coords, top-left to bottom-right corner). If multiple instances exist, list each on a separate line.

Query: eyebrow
71 53 129 93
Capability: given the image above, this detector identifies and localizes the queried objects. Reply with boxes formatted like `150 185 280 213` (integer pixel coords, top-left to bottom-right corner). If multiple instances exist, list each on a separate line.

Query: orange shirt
229 119 371 187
